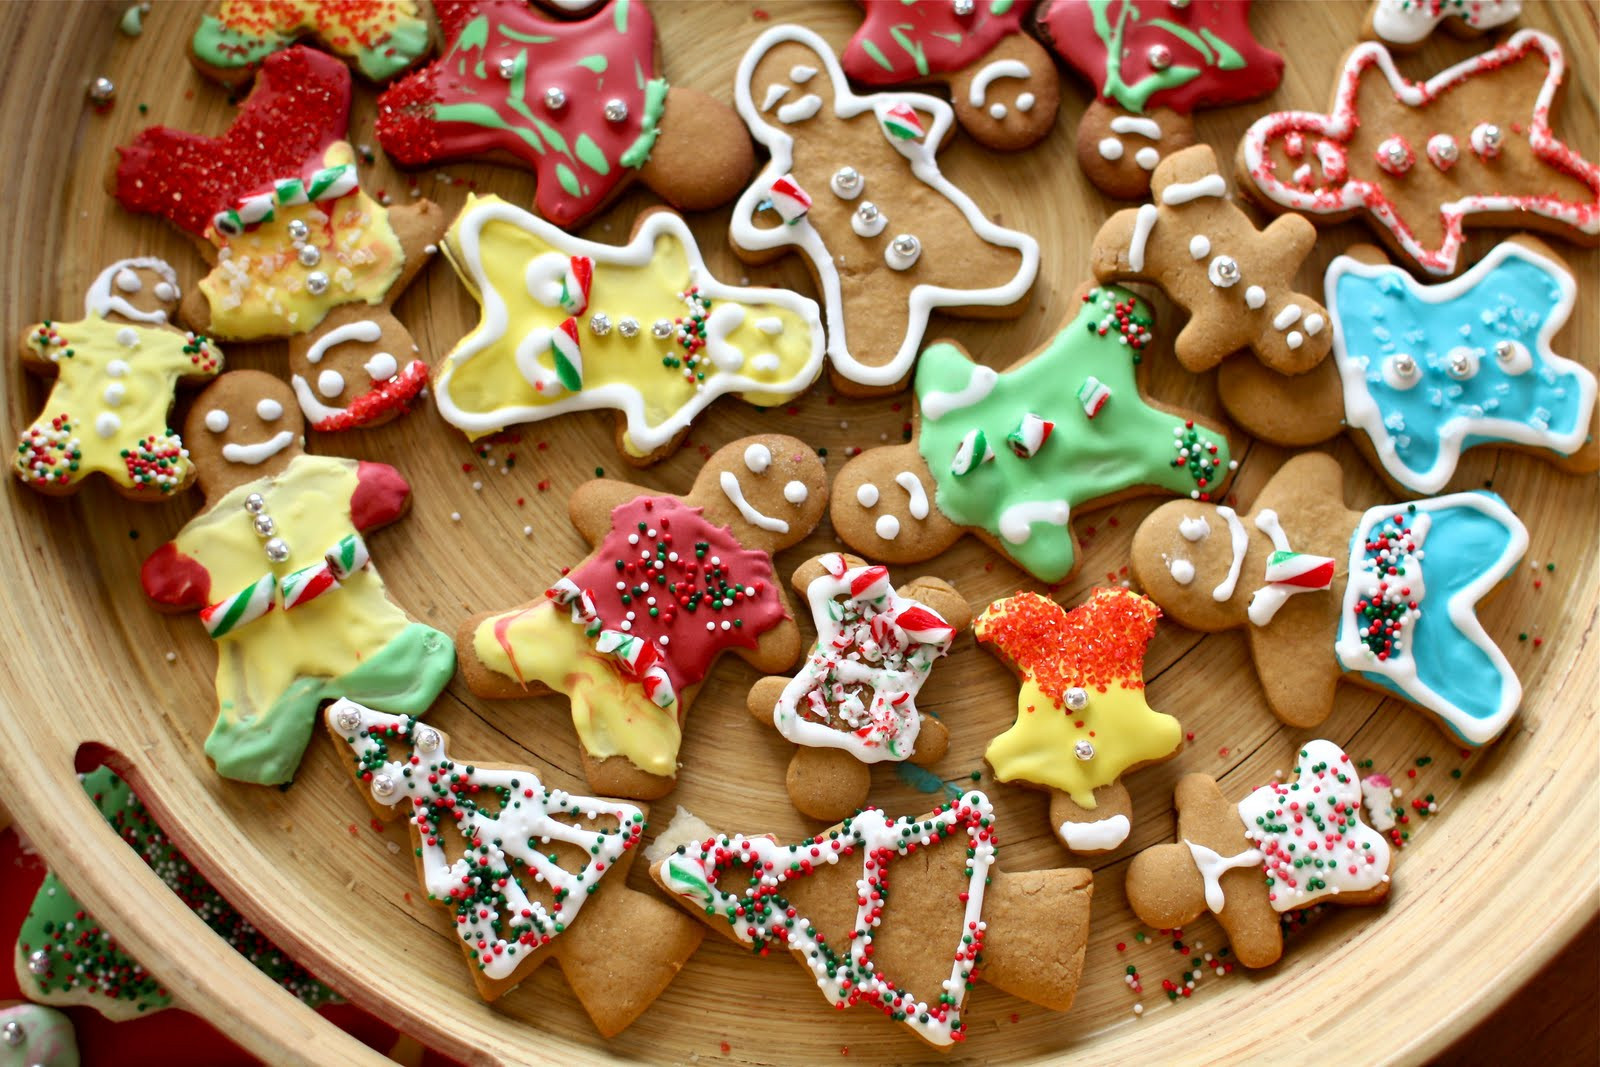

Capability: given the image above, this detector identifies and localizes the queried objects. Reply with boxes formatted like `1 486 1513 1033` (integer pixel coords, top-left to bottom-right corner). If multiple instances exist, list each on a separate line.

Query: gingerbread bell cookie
15 258 223 499
113 46 446 431
1131 452 1529 746
139 371 455 786
841 0 1060 151
746 552 968 822
831 286 1235 584
979 589 1181 854
650 793 1092 1047
435 194 825 464
1364 0 1520 50
458 435 826 801
1125 739 1393 967
1036 0 1283 199
325 701 702 1034
376 0 753 228
189 0 431 86
1238 30 1599 277
1092 145 1330 375
731 24 1039 395
1217 236 1597 495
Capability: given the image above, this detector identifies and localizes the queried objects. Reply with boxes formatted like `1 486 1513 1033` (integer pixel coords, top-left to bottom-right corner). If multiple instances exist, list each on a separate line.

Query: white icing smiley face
1098 115 1163 171
968 58 1036 122
852 470 931 542
718 441 815 534
208 392 299 466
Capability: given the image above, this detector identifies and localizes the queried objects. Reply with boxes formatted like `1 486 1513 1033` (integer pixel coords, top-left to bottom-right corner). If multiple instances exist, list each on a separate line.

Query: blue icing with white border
1328 241 1595 494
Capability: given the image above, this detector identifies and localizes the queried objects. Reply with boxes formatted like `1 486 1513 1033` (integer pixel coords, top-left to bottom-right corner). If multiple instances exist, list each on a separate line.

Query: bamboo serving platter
1 1 1595 1064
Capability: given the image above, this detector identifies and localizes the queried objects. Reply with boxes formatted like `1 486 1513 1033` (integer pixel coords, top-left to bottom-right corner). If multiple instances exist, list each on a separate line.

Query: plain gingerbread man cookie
746 552 969 822
1130 452 1529 747
325 700 703 1035
457 434 828 801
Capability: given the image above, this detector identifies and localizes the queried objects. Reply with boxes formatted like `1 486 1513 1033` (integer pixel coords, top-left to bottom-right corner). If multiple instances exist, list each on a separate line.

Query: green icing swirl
620 77 670 170
191 13 284 70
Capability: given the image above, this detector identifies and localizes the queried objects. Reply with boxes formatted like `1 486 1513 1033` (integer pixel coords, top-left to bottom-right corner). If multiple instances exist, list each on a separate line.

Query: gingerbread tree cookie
1217 237 1598 495
1130 452 1529 747
830 286 1235 584
979 589 1181 854
189 0 432 86
841 0 1060 151
1125 739 1393 967
1092 145 1331 375
1036 0 1283 199
113 46 446 431
731 23 1039 395
139 371 456 785
14 258 223 500
435 194 826 464
458 435 827 801
746 552 969 821
1238 30 1599 277
376 0 753 228
1364 0 1520 49
650 792 1092 1048
325 701 702 1034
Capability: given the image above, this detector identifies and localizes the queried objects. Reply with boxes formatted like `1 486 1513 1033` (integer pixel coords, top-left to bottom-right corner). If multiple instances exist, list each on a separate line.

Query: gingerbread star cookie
979 589 1181 854
458 435 827 801
1238 30 1599 276
830 285 1235 584
746 552 969 821
14 258 223 499
1125 739 1393 967
731 23 1039 395
1130 452 1529 747
188 0 432 87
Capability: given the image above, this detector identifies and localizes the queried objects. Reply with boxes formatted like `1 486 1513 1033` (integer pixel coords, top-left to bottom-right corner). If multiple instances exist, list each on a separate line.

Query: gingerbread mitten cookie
1091 145 1330 375
831 286 1235 583
1036 0 1283 199
747 552 968 821
1217 237 1597 494
113 46 446 430
979 589 1181 854
1364 0 1520 51
1125 739 1393 967
1130 452 1529 746
435 194 825 464
139 371 455 785
458 435 827 800
326 701 702 1034
651 792 1092 1047
189 0 431 86
15 258 223 499
1238 30 1599 276
376 0 753 228
731 24 1038 395
842 0 1060 151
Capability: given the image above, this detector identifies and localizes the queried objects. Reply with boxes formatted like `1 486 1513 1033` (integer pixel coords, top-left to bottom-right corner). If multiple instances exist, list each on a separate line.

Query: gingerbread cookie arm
568 478 660 544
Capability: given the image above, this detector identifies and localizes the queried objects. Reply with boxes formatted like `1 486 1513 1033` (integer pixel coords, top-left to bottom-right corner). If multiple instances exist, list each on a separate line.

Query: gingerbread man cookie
113 46 446 431
139 371 456 785
1125 739 1393 968
731 24 1039 395
1217 237 1598 495
376 0 754 228
831 286 1235 584
841 0 1060 151
458 435 827 801
1364 0 1520 50
979 589 1181 854
649 792 1092 1047
189 0 432 86
746 552 969 821
1238 30 1599 277
1130 452 1529 747
435 194 825 464
0 1004 76 1067
1091 145 1331 375
325 700 702 1034
1036 0 1283 199
14 258 223 499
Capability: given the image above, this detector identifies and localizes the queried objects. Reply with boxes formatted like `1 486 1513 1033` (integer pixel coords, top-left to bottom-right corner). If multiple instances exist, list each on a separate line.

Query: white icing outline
85 257 180 324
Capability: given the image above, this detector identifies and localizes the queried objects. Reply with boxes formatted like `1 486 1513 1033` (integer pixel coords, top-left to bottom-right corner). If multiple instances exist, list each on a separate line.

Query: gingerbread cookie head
1036 0 1283 198
183 370 305 499
86 257 184 324
841 0 1060 151
189 0 432 86
691 435 829 553
731 23 1039 394
1238 30 1600 276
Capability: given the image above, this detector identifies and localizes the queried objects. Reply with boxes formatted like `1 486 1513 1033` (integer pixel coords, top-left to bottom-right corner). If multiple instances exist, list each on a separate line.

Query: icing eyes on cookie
856 482 880 507
318 370 345 398
205 409 230 433
257 398 283 420
784 480 808 504
744 442 772 474
364 352 399 381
